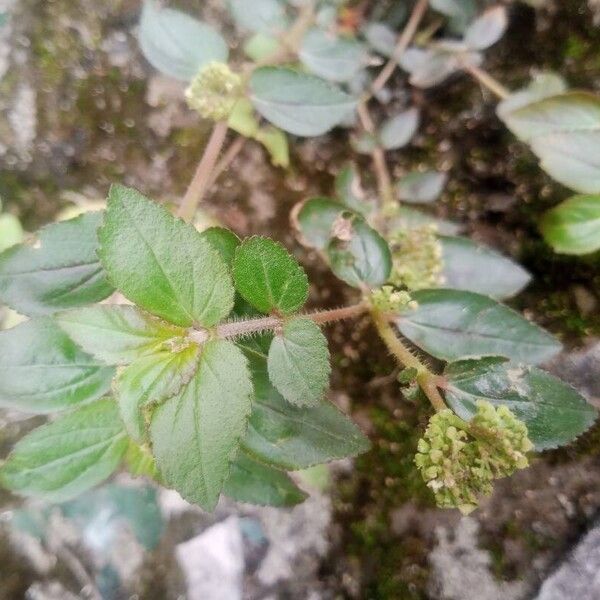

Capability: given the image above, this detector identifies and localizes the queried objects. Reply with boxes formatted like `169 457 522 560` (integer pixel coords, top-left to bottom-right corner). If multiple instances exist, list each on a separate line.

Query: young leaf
150 340 253 511
362 22 396 58
379 108 420 150
0 318 114 413
327 214 392 288
540 195 600 255
241 338 370 470
464 6 508 51
98 185 234 328
444 357 598 450
0 213 23 253
57 305 185 366
223 451 307 507
138 0 228 81
199 227 241 267
244 32 280 62
233 236 308 315
396 289 562 364
299 28 366 83
267 317 331 407
228 0 289 34
0 212 113 317
396 171 447 204
0 399 128 502
440 236 531 299
116 344 200 442
249 67 357 137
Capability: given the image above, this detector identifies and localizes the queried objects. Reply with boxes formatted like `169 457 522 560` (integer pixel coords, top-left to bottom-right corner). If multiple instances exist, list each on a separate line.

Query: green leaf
228 0 289 34
0 212 113 317
240 338 370 470
150 340 252 510
363 22 396 58
138 0 228 81
293 197 345 249
444 357 598 450
394 206 463 235
299 28 366 83
0 213 23 253
464 6 507 50
249 67 357 137
99 185 234 328
0 399 128 501
125 441 160 481
244 32 280 62
396 289 562 364
335 164 370 215
116 344 200 442
396 171 447 204
497 73 567 118
500 92 600 143
440 236 531 299
0 318 114 413
254 125 290 168
57 305 185 365
327 214 392 288
541 194 600 255
379 108 420 150
267 317 330 407
223 451 307 506
233 236 308 315
199 227 241 267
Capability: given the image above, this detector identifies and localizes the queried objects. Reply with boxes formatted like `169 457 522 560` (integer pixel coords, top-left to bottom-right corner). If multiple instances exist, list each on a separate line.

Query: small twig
463 63 510 100
188 302 368 343
370 0 429 97
371 309 447 412
206 136 246 189
178 120 229 223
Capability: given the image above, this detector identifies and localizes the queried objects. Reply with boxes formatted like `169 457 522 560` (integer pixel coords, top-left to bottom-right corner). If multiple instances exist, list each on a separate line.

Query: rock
176 516 244 600
535 522 600 600
428 517 527 600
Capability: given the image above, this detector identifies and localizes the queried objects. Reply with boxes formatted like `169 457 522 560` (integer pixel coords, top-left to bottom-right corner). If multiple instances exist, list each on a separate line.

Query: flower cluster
185 62 243 121
415 401 533 514
370 285 418 313
389 224 444 291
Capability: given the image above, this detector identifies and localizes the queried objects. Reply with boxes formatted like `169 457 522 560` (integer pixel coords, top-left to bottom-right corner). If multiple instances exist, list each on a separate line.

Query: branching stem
206 136 246 189
370 309 447 412
188 302 368 344
464 63 510 100
178 120 229 222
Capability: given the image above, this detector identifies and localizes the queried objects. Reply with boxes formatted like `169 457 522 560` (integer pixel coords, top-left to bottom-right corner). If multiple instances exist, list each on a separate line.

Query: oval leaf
440 236 531 299
299 28 366 83
497 73 567 119
150 340 253 511
335 164 370 215
327 215 392 288
267 317 330 407
464 6 508 50
99 185 234 328
541 194 600 255
223 451 307 507
379 108 420 150
396 289 562 364
228 0 289 34
0 318 114 413
57 305 185 366
249 67 357 137
444 357 598 450
0 399 128 501
293 197 346 249
0 212 113 317
138 0 228 81
233 236 308 315
396 171 447 204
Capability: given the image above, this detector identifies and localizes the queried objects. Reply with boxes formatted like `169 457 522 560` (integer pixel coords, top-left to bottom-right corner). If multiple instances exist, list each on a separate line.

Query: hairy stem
370 0 429 97
371 309 447 412
464 63 510 100
178 120 229 222
188 302 368 343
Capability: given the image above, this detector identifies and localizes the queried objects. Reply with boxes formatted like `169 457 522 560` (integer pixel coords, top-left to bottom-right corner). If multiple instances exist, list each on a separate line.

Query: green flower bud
185 62 243 122
389 224 444 291
370 285 418 313
415 401 533 514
